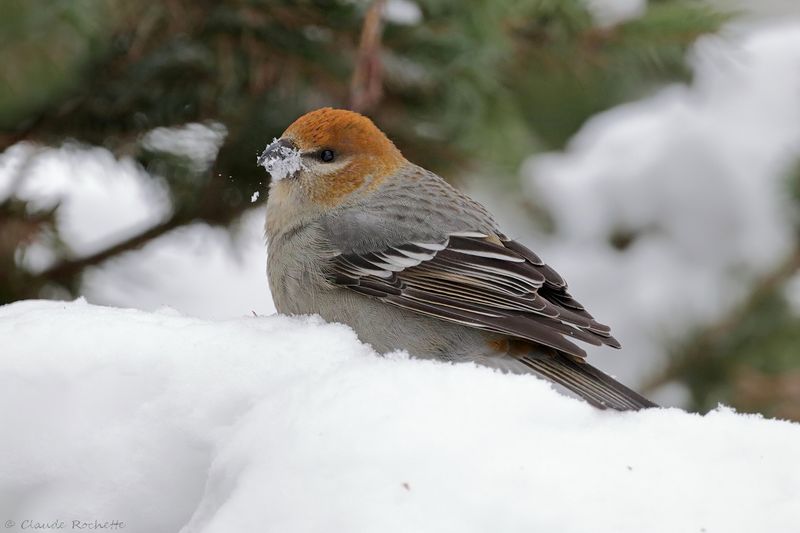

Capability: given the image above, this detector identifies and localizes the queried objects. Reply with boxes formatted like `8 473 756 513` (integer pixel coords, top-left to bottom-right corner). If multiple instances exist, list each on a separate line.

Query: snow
1 299 799 533
82 208 274 319
257 138 303 182
142 122 227 173
383 0 422 26
0 141 274 320
707 0 800 24
1 143 171 264
503 23 800 394
583 0 646 27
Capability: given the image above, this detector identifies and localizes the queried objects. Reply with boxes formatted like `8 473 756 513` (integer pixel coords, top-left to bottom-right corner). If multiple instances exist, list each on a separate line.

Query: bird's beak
257 137 303 182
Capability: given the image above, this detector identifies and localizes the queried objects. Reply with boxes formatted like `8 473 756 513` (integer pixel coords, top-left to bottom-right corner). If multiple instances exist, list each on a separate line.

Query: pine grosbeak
259 107 656 410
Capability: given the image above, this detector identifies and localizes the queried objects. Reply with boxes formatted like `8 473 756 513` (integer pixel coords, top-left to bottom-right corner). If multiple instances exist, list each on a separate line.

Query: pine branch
23 195 256 299
349 0 385 113
641 244 800 394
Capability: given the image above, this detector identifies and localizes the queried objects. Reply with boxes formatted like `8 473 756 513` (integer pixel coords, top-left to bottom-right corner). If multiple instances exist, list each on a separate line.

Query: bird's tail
519 353 658 411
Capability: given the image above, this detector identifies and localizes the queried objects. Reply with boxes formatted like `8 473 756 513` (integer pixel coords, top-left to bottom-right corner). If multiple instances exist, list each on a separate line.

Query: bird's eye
320 149 335 163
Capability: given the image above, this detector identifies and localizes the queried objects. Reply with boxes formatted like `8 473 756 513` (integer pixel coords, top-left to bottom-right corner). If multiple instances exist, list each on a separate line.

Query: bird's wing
326 232 619 359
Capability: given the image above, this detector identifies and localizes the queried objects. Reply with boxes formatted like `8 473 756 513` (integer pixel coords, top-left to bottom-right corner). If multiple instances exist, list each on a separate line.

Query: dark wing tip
497 237 621 350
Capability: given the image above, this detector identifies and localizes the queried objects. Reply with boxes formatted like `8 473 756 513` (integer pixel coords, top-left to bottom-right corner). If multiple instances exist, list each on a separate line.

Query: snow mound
1 300 799 532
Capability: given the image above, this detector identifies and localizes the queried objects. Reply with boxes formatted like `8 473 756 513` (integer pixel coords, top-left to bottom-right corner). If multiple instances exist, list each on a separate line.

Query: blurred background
1 0 799 418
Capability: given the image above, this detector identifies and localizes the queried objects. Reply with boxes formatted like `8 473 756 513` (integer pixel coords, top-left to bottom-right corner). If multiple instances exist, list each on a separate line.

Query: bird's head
258 108 405 208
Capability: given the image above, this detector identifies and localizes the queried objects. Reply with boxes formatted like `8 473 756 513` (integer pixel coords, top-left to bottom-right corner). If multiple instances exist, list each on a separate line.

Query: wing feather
328 234 620 358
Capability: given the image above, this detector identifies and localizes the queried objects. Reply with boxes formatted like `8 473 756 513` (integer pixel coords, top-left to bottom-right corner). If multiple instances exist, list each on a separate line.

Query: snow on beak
257 137 303 182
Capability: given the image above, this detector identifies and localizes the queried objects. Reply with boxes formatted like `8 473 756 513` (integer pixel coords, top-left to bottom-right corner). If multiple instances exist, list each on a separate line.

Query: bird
258 107 657 411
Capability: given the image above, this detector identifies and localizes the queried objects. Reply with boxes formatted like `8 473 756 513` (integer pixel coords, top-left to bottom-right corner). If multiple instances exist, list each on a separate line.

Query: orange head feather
281 108 406 204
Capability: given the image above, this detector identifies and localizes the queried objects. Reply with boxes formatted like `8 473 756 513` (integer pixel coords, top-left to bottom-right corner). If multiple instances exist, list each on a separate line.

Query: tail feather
519 354 657 411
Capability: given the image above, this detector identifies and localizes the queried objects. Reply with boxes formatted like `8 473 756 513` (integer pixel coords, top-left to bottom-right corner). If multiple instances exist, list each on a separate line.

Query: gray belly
267 229 497 362
312 288 493 361
270 261 491 360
